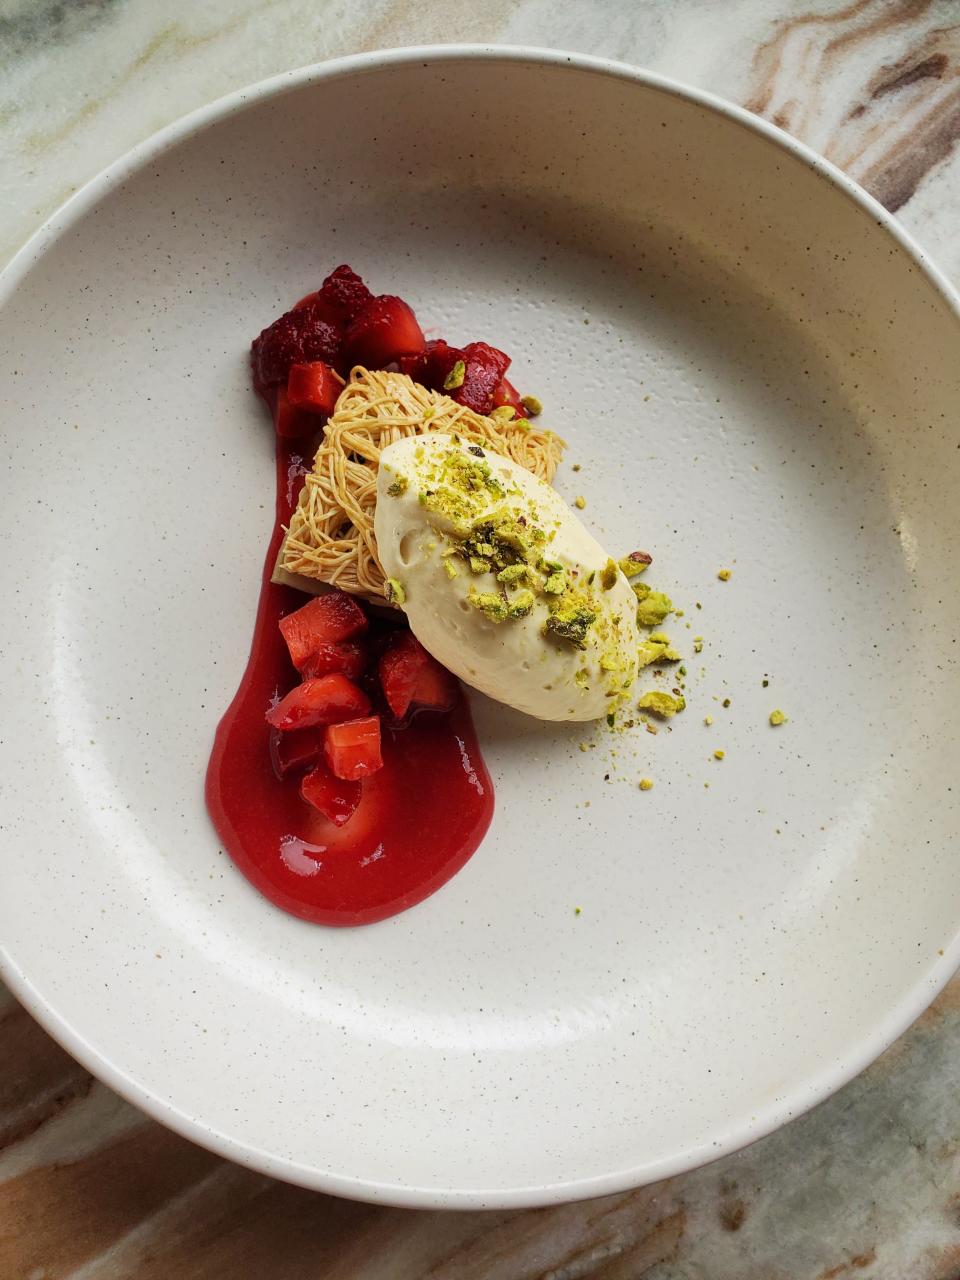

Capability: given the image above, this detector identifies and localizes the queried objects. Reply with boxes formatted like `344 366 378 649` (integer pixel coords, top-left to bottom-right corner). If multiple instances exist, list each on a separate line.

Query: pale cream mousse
373 434 640 721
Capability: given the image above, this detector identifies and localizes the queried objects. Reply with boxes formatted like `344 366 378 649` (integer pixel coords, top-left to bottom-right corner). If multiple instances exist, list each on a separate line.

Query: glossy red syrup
205 440 494 926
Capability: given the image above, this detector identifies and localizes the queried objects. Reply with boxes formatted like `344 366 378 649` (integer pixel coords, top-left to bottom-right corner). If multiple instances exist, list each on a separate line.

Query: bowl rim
2 43 959 1211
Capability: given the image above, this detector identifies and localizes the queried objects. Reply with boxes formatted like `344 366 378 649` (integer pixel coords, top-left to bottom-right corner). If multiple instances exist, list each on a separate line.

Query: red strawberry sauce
205 438 494 926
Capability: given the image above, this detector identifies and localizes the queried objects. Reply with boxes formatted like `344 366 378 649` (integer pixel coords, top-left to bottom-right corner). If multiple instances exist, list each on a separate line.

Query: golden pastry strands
279 367 566 603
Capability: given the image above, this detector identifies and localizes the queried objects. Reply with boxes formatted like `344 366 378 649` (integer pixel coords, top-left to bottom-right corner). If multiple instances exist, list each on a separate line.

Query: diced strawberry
378 631 458 720
269 726 324 779
317 264 372 323
492 375 528 418
300 759 362 826
266 673 371 731
252 301 341 395
378 631 429 719
286 361 343 416
300 640 366 681
411 659 458 713
272 385 315 439
279 593 369 672
323 716 383 781
401 338 462 387
456 341 511 415
344 295 425 369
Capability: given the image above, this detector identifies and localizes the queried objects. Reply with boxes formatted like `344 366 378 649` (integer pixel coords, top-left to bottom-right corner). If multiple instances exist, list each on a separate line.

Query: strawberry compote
205 438 493 927
206 265 499 926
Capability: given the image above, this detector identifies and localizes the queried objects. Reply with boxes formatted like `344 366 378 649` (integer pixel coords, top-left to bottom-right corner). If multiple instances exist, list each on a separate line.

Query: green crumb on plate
637 691 685 718
521 395 543 416
769 709 788 726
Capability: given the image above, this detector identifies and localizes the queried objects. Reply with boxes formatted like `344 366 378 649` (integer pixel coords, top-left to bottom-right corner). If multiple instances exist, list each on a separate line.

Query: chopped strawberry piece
378 632 458 720
378 631 428 719
400 338 462 387
300 759 362 826
323 716 383 781
252 301 341 395
492 375 528 418
279 593 369 672
300 640 366 681
344 295 425 369
317 264 372 323
269 726 324 779
272 385 315 439
456 341 511 415
401 339 512 415
286 361 343 416
411 659 458 713
266 673 371 731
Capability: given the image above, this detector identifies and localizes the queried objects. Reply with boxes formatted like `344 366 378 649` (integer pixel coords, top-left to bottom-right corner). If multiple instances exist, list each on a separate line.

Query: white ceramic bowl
1 47 959 1209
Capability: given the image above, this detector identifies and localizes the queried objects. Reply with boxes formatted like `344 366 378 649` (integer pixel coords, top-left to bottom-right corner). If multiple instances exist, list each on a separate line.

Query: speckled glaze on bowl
1 47 959 1210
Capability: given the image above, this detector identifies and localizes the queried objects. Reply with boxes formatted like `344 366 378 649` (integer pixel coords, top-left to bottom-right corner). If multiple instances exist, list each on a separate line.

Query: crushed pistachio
714 749 725 760
637 639 669 668
639 778 654 791
722 697 731 708
443 359 466 390
769 709 788 726
574 496 586 510
543 599 597 649
575 669 590 690
508 589 535 618
600 558 619 591
384 577 406 606
496 563 527 585
693 636 703 653
717 568 732 581
521 395 543 416
466 587 509 621
490 405 516 423
442 558 459 581
762 678 769 688
386 474 409 497
704 715 714 726
571 462 581 472
637 691 685 718
635 590 673 628
618 551 652 577
543 568 567 595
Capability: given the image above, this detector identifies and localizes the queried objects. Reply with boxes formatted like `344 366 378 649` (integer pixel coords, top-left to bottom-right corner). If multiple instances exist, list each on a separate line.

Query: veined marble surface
2 1 960 1276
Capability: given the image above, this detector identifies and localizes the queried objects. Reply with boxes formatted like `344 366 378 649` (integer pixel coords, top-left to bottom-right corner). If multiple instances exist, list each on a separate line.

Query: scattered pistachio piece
490 405 516 423
386 474 409 497
704 715 714 726
443 360 466 390
769 709 788 726
384 577 406 606
521 395 543 416
637 691 685 718
574 496 586 510
600 558 619 591
639 778 654 791
717 568 732 581
714 749 725 760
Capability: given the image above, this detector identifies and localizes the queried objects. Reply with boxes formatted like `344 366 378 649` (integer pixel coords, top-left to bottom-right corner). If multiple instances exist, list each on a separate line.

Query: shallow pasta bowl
1 47 959 1209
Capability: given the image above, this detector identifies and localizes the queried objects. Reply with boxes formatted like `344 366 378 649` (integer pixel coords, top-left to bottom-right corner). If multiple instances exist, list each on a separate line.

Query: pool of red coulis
205 436 494 926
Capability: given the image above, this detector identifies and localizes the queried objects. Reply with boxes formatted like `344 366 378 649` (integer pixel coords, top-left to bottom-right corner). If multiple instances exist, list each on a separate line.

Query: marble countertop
3 1 960 1275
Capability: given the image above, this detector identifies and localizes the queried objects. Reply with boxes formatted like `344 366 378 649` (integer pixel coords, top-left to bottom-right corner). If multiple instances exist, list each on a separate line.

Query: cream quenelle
373 434 640 721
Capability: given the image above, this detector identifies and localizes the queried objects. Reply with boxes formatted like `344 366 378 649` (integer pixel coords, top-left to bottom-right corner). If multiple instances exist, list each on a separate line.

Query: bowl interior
1 52 959 1206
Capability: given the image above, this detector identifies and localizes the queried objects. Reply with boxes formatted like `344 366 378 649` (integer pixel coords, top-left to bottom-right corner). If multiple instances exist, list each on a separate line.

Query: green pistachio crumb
384 577 406 606
618 552 652 577
717 568 732 581
769 709 787 726
496 563 527 585
466 587 509 621
693 636 704 653
635 590 673 628
639 778 654 791
507 589 535 618
386 474 409 497
543 569 567 595
722 697 731 708
443 360 466 390
490 405 516 423
714 749 725 760
600 558 619 591
521 395 543 416
606 711 616 728
574 495 586 510
637 691 685 718
442 558 459 580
